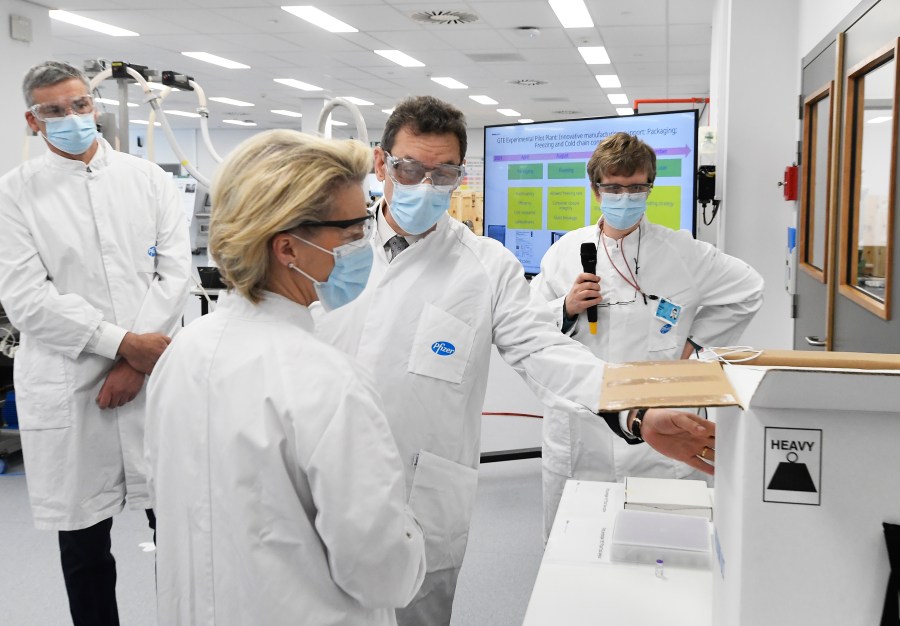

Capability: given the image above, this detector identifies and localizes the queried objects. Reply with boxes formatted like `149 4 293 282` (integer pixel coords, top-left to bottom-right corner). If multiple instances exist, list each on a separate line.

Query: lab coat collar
43 137 112 172
214 289 316 333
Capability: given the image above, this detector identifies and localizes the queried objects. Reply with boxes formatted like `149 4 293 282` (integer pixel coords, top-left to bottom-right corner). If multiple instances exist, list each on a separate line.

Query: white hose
316 98 369 145
124 66 211 188
146 86 172 162
189 80 223 164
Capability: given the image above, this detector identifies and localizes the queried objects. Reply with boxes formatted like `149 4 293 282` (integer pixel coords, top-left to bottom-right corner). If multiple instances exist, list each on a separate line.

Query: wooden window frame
799 82 834 282
838 39 899 320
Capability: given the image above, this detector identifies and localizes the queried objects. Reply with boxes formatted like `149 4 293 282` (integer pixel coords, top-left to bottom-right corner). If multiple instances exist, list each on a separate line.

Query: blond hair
587 132 657 185
209 129 372 303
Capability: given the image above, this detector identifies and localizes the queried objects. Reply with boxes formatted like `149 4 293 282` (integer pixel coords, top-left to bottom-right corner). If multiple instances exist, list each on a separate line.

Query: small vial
655 559 664 578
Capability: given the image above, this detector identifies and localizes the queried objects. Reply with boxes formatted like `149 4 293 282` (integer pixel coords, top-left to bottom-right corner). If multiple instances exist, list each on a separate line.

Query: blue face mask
600 192 649 230
387 183 453 235
42 113 97 155
289 235 373 311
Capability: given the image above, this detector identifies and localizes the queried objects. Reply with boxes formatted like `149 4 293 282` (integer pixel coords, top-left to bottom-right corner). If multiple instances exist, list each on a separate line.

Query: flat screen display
483 110 699 275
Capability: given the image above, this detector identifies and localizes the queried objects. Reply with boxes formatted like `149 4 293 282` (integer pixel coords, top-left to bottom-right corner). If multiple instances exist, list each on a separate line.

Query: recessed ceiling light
328 120 348 127
281 6 357 33
274 78 323 92
548 0 593 28
341 97 373 106
616 107 635 116
470 95 498 105
578 46 610 64
595 74 621 88
130 120 160 126
431 77 468 89
868 116 892 124
497 108 520 116
374 50 425 68
607 93 629 105
223 119 257 126
164 110 201 118
382 108 395 115
209 97 254 107
95 97 138 108
49 10 138 36
181 52 250 70
518 119 534 124
271 109 303 118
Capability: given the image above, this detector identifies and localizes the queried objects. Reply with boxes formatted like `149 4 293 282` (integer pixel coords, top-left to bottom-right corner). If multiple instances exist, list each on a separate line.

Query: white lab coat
145 291 426 626
315 210 606 626
530 217 764 483
0 139 191 530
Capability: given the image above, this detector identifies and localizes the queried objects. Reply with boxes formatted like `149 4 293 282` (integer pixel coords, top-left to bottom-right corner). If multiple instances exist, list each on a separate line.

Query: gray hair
23 61 90 107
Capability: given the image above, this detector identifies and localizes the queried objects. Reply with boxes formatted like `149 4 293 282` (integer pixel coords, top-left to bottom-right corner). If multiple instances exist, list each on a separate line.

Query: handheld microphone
580 242 598 335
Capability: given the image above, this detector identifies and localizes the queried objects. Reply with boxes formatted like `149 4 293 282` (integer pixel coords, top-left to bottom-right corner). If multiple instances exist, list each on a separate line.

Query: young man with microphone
530 132 765 536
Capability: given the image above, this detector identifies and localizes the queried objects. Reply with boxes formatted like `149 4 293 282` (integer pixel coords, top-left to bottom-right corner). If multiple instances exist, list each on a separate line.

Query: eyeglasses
293 211 375 250
29 94 94 121
597 295 637 308
384 152 465 189
595 183 653 194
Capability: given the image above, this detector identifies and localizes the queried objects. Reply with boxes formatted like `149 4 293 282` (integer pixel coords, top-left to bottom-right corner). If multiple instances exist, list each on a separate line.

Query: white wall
799 0 862 58
0 3 52 177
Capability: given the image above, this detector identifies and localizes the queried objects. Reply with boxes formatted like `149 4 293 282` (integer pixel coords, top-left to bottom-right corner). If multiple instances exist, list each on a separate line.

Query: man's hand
564 273 602 319
117 331 171 374
637 409 716 475
97 360 145 409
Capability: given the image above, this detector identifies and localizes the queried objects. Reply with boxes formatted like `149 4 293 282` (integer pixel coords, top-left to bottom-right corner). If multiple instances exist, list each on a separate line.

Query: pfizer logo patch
431 341 456 356
147 246 158 257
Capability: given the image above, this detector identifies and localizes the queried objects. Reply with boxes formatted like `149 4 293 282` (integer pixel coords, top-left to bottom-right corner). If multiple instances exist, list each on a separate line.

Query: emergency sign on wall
763 427 822 506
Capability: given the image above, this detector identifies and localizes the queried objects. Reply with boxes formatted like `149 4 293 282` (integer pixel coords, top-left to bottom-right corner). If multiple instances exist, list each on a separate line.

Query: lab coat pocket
647 314 680 356
407 450 478 573
407 304 475 384
14 347 71 430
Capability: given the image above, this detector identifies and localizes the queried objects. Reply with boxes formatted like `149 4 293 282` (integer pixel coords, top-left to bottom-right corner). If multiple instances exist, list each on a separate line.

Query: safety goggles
293 211 375 253
384 152 464 189
595 182 653 194
29 94 95 121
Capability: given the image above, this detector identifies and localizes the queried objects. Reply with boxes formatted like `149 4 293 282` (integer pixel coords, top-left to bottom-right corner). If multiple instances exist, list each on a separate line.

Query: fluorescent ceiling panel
374 50 425 68
181 52 250 70
518 119 534 124
274 78 323 92
164 110 201 118
578 46 610 64
595 74 621 88
616 107 635 116
548 0 594 28
607 93 629 105
223 119 257 126
431 77 468 89
130 120 160 126
281 6 357 33
341 97 373 106
497 109 520 116
209 97 254 107
49 10 138 36
271 109 303 117
470 95 498 105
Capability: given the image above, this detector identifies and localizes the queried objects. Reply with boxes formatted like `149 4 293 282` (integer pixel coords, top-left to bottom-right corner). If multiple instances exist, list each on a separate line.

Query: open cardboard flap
598 350 900 412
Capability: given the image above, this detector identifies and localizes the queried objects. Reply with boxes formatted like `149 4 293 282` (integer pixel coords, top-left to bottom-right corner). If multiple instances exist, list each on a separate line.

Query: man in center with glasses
315 98 720 625
530 131 764 534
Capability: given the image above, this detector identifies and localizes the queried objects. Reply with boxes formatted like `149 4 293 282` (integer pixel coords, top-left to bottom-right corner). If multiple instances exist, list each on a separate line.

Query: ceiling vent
466 52 525 63
410 10 479 25
508 79 548 87
553 109 581 115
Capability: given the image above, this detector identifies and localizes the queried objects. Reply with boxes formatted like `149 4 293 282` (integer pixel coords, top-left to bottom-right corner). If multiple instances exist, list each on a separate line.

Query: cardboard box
599 351 900 625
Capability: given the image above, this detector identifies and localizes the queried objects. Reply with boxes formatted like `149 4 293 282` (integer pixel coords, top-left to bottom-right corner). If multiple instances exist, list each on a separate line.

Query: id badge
655 297 682 326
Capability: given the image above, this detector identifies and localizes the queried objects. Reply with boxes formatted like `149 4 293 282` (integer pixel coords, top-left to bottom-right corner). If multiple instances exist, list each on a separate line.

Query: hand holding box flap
598 360 739 412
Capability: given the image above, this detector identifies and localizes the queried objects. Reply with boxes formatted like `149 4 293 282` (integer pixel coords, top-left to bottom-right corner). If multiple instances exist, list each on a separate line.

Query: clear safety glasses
595 182 653 195
293 211 375 256
29 94 95 121
384 152 465 189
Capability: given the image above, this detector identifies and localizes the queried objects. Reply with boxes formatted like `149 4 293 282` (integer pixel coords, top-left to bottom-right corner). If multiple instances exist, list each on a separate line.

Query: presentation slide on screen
483 111 698 275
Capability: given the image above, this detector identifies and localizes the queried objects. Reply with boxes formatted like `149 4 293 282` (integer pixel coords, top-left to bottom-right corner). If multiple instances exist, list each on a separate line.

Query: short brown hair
381 95 467 161
587 132 657 185
209 130 371 303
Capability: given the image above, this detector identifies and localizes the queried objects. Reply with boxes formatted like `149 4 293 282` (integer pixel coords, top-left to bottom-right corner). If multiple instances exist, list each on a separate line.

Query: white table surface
522 480 713 626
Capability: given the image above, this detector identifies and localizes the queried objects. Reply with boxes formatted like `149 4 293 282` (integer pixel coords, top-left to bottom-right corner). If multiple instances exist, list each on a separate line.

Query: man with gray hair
0 60 191 625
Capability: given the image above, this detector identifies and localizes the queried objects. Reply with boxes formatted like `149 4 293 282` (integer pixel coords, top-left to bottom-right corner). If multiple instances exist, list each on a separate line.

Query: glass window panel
810 96 830 269
855 59 894 302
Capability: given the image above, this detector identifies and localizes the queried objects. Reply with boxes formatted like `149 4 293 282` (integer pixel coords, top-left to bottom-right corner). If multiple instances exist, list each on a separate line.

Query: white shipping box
598 352 900 625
